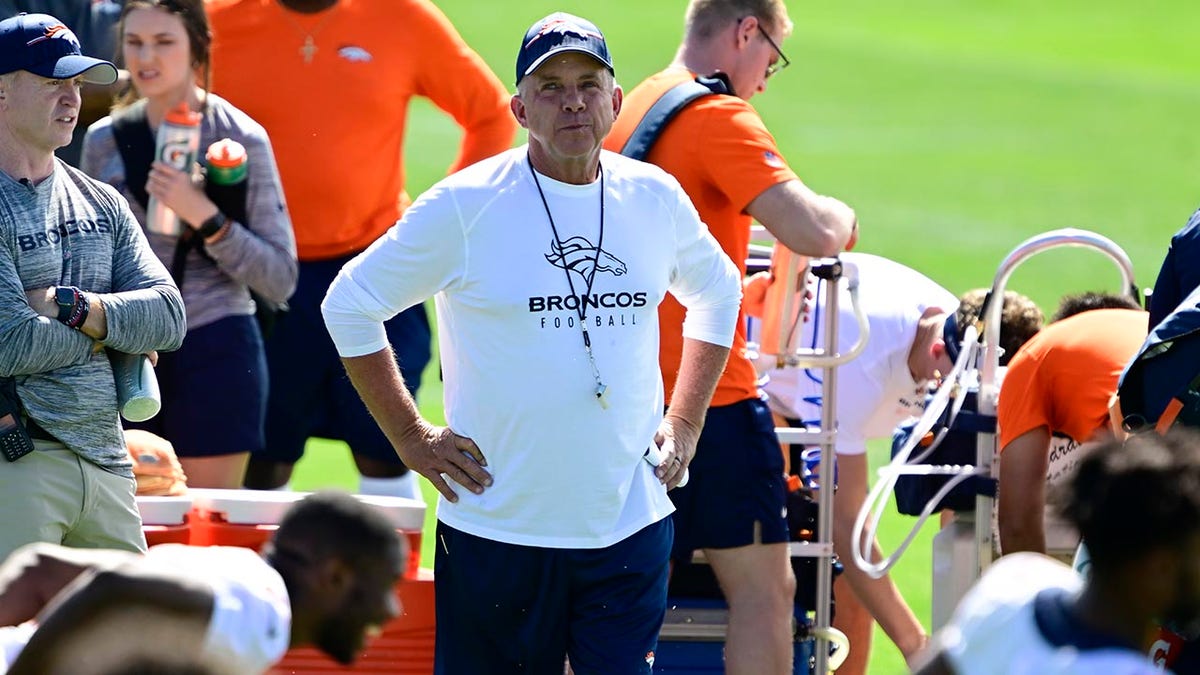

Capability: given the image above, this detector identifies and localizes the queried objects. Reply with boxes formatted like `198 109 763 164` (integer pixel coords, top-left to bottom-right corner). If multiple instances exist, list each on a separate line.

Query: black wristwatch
54 286 89 329
196 212 228 239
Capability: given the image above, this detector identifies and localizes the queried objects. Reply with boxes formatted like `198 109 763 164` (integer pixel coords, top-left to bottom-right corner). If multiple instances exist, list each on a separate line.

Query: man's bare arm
746 180 857 258
10 566 213 675
998 427 1051 555
655 338 730 487
340 348 491 502
0 543 138 627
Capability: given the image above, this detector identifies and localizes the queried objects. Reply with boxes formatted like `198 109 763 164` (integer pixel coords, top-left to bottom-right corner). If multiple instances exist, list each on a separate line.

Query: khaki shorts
0 441 145 561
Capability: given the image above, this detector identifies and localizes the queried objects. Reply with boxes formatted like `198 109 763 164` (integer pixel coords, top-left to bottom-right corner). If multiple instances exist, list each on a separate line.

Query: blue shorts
259 254 432 465
128 314 266 457
669 397 789 559
433 518 672 675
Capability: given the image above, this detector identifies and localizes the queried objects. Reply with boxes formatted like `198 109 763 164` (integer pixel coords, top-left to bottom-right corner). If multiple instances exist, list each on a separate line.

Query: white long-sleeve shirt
324 148 741 548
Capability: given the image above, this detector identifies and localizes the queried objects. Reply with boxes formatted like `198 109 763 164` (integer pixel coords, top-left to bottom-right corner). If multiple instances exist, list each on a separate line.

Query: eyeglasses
754 19 790 78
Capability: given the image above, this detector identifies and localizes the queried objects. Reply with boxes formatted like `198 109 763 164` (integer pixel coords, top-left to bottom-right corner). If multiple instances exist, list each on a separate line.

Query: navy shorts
433 518 672 675
259 254 432 464
670 397 789 560
128 314 266 457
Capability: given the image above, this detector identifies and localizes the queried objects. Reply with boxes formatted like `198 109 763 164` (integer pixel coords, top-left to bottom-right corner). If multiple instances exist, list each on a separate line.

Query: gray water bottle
145 103 202 236
109 350 161 422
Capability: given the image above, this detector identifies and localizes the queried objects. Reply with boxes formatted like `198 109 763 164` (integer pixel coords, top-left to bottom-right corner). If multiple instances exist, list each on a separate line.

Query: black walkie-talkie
0 412 34 462
0 378 34 462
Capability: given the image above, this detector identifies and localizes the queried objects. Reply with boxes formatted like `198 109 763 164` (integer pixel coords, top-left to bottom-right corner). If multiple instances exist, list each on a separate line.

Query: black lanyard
528 156 610 409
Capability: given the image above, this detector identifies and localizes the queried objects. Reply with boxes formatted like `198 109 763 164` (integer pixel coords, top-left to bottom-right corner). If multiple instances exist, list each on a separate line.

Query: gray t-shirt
82 94 297 329
0 161 186 475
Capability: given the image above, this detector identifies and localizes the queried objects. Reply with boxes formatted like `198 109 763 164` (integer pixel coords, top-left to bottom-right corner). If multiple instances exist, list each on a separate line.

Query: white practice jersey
941 552 1169 675
142 544 292 674
0 623 34 673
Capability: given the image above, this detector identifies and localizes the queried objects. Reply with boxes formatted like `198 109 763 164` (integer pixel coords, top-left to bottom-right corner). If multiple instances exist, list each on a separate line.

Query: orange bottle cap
164 101 202 126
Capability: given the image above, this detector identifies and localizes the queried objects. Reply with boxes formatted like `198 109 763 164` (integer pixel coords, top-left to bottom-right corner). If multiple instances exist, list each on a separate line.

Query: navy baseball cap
515 12 613 86
0 13 118 85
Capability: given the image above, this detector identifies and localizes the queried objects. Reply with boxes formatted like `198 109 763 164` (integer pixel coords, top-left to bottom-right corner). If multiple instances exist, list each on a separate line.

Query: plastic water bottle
205 138 247 187
146 102 202 236
204 138 248 223
108 350 161 422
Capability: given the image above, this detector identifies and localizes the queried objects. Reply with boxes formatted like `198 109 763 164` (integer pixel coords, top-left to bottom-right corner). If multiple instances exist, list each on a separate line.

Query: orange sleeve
690 99 798 213
998 342 1052 449
409 2 517 172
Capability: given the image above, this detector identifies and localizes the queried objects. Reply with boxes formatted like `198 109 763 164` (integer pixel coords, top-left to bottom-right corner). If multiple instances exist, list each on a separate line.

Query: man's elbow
811 226 849 258
160 295 187 351
780 218 852 259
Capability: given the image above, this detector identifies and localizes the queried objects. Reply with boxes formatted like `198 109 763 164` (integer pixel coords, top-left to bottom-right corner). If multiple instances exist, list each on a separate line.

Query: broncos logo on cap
26 24 79 48
525 18 603 48
546 236 626 282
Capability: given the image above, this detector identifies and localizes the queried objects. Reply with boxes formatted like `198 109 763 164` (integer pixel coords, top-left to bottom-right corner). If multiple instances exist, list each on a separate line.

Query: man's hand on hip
398 423 492 503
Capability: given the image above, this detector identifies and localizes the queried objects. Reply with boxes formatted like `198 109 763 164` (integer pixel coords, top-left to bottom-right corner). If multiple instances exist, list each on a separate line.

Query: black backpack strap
108 102 212 289
619 73 733 161
108 100 154 213
107 104 280 333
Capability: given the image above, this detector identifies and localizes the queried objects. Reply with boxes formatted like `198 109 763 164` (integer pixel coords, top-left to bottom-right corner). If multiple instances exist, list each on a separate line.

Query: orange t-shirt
206 0 516 261
605 69 797 406
998 309 1148 448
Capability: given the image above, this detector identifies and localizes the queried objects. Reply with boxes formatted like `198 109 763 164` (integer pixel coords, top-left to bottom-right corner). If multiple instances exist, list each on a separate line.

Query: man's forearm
0 544 142 627
666 338 730 427
997 429 1051 555
998 502 1046 554
340 348 426 451
79 294 107 341
11 571 211 675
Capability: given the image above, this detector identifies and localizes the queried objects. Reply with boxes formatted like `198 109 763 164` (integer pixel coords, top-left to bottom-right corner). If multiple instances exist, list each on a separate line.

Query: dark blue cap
515 12 613 86
943 312 961 363
0 13 118 84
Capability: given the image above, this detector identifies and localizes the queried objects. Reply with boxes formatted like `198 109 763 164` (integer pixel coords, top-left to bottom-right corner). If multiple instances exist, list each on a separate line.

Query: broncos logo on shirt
337 46 372 62
545 236 626 283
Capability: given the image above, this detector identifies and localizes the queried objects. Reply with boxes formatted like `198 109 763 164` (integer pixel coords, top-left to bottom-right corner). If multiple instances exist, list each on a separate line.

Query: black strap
109 102 200 286
619 73 733 161
108 104 253 285
109 100 155 213
106 104 284 335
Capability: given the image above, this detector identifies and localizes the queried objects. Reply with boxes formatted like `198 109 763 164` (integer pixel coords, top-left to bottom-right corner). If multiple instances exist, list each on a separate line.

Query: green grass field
290 2 1200 672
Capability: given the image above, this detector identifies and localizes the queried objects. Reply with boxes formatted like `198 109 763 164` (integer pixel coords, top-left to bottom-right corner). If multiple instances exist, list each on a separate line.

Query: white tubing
810 626 851 672
850 324 985 579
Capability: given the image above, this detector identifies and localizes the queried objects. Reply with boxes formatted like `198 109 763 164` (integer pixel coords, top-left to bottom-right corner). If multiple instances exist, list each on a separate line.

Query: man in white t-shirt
746 252 1043 673
0 491 405 675
320 12 740 675
912 430 1200 675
